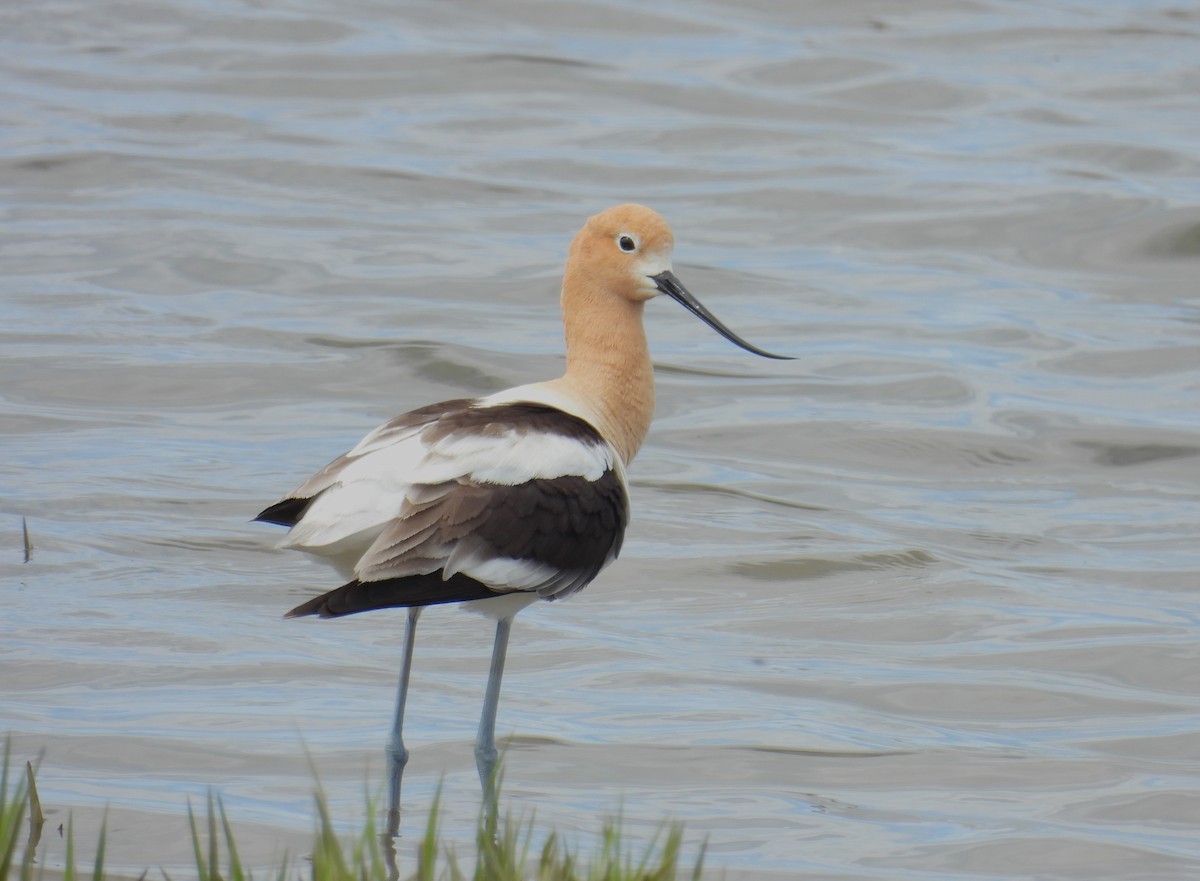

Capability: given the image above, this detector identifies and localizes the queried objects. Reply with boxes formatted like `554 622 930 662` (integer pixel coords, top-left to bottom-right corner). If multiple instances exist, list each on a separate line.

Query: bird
255 203 790 833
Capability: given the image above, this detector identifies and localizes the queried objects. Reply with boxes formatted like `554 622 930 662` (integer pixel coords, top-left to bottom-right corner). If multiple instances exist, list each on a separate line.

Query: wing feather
261 399 630 615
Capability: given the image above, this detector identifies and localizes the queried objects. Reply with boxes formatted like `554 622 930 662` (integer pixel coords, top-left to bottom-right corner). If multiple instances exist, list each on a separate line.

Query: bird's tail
284 572 502 619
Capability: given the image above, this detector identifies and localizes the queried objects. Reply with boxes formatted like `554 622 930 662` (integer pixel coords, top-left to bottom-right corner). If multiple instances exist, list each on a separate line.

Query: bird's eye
617 234 638 253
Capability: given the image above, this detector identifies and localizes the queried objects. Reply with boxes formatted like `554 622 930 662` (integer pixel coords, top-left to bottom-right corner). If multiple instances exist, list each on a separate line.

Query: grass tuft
3 740 706 881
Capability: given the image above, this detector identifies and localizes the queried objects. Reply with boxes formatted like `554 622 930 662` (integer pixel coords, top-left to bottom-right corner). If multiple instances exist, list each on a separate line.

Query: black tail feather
285 572 505 619
255 497 313 528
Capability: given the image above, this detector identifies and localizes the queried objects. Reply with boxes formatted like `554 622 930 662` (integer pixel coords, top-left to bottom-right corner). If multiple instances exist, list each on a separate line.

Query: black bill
653 270 793 360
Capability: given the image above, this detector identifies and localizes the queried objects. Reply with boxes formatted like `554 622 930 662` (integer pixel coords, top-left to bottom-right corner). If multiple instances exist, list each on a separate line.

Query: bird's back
258 395 630 617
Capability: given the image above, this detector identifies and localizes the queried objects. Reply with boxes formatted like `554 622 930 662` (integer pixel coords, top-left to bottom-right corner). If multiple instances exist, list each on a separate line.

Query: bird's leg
475 614 514 809
384 606 422 838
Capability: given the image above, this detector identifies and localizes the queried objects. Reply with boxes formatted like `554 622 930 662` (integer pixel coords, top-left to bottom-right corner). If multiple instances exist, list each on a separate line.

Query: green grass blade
90 810 107 881
0 748 19 881
187 799 209 881
206 791 219 881
415 785 442 881
689 838 707 881
311 785 350 881
217 794 247 881
21 761 45 881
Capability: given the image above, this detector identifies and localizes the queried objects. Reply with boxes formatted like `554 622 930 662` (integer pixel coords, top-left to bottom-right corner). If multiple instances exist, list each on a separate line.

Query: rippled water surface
4 1 1200 878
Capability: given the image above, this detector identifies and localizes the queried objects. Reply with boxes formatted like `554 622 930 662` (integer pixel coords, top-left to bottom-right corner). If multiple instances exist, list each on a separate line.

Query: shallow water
3 0 1200 878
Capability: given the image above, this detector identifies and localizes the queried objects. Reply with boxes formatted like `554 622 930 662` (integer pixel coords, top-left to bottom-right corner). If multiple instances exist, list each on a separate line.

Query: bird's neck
554 278 656 467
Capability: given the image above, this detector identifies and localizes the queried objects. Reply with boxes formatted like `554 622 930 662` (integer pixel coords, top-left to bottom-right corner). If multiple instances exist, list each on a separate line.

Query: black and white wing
257 399 629 618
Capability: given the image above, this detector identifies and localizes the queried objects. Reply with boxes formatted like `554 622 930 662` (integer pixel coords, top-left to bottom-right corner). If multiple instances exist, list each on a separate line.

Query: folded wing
257 400 629 618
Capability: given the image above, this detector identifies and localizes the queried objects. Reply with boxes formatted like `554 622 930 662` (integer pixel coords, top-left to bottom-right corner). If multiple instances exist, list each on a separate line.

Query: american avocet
257 204 789 831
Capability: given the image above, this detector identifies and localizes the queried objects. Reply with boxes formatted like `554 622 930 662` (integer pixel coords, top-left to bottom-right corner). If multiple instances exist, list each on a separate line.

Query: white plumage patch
445 551 561 590
429 429 611 485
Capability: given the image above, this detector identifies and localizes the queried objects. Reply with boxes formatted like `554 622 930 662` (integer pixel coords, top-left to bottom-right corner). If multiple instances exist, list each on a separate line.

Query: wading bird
256 204 790 833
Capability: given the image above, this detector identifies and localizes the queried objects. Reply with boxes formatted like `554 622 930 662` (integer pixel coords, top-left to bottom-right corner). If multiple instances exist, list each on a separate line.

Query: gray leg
385 606 422 837
474 614 514 806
